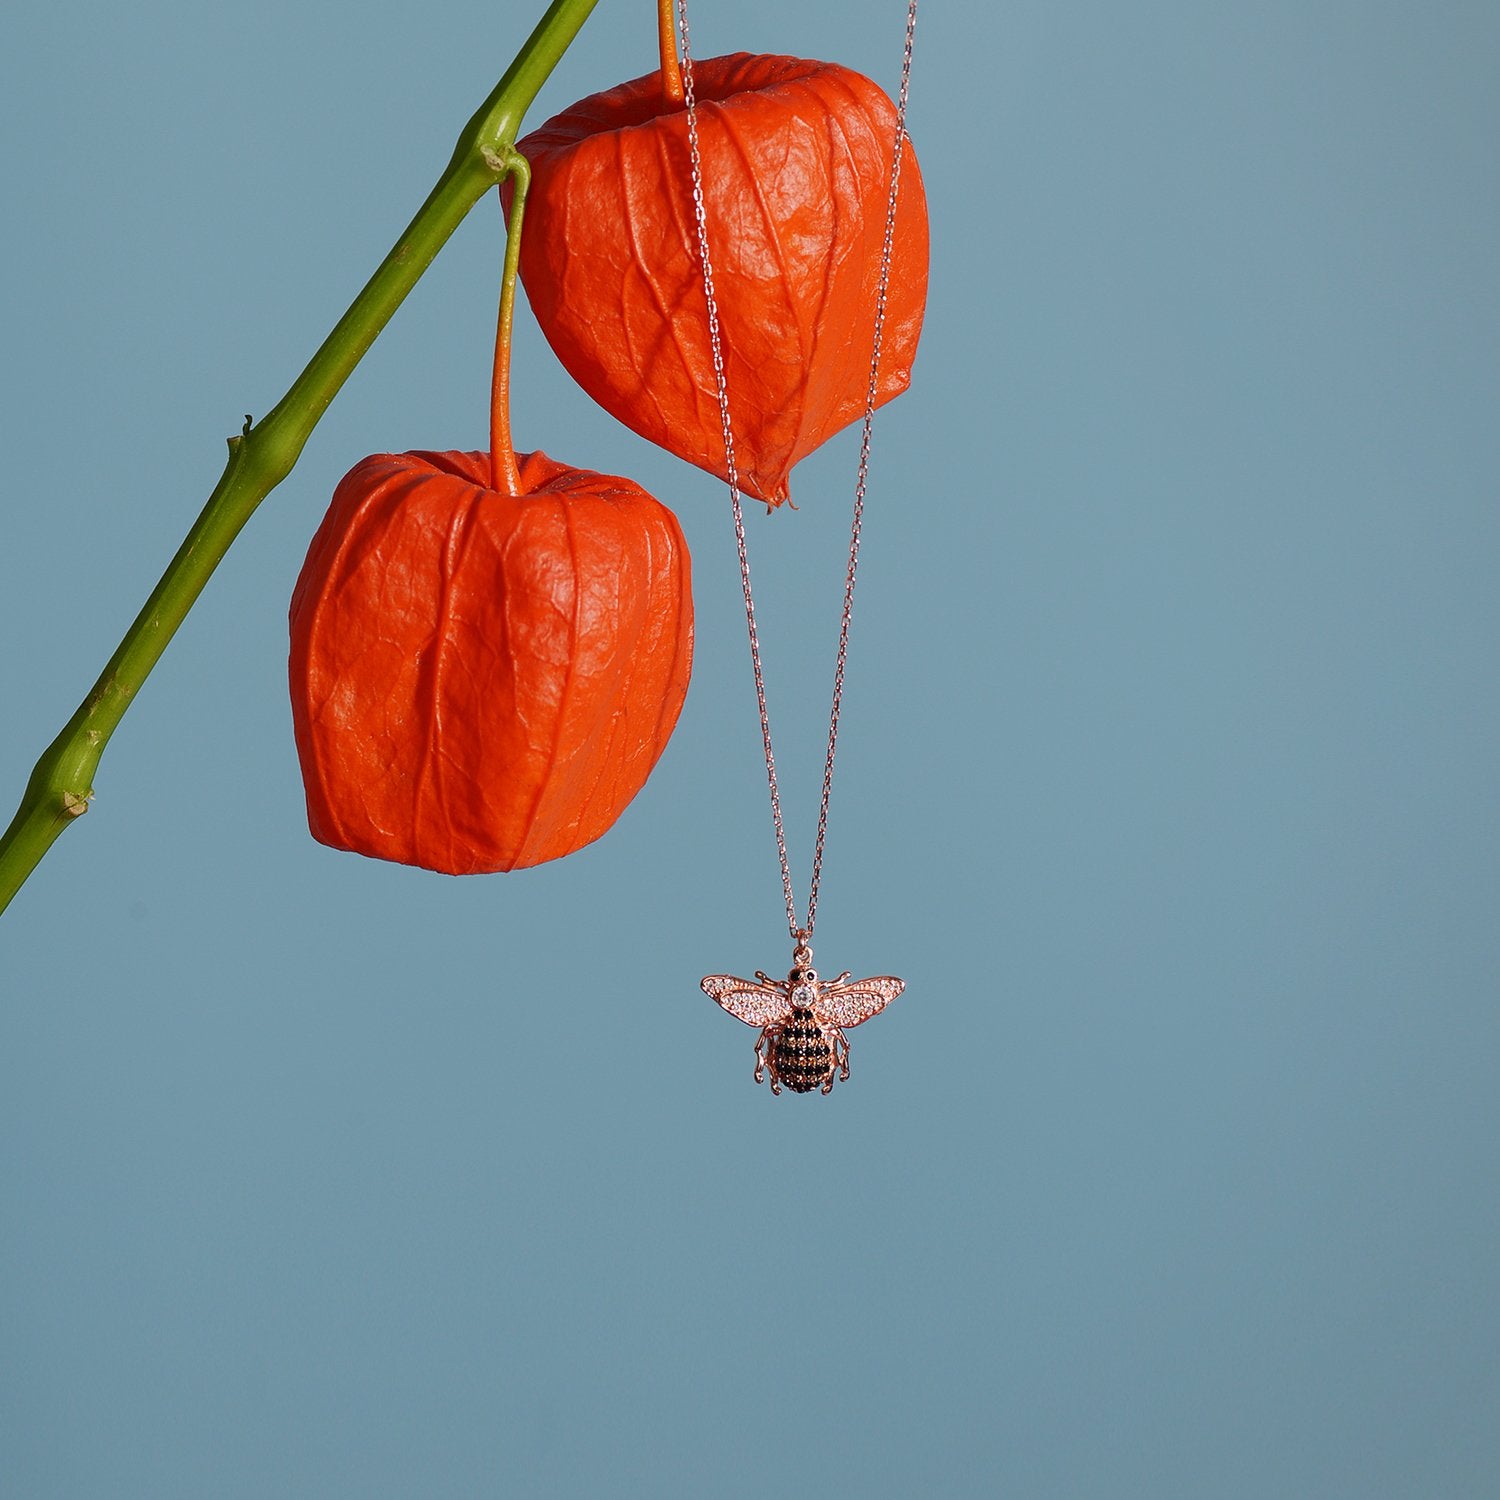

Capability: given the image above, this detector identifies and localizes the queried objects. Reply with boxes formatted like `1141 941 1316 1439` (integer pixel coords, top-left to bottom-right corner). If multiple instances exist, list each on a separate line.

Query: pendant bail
792 929 813 968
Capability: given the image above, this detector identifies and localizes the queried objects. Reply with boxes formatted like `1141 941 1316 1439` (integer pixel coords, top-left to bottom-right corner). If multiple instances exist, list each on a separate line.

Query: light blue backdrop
3 2 1497 1495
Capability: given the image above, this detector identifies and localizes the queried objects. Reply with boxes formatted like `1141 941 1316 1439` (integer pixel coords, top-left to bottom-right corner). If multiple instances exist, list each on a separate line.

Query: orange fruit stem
489 151 531 496
657 0 684 105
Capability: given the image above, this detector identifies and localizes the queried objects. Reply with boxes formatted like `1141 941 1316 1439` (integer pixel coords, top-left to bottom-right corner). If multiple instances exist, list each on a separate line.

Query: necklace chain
676 0 919 946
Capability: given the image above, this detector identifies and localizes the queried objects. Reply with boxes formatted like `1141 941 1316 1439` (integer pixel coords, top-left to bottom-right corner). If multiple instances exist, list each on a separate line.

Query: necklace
681 0 920 1094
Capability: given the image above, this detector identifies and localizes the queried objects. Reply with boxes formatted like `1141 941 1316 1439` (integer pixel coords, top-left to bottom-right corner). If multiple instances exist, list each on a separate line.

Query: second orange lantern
515 52 929 507
288 449 693 874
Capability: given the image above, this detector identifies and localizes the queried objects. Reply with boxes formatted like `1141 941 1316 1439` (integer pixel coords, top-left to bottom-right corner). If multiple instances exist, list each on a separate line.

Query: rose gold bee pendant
701 937 904 1095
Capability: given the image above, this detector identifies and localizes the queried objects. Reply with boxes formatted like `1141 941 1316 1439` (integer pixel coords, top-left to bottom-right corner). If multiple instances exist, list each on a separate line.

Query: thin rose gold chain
677 0 918 946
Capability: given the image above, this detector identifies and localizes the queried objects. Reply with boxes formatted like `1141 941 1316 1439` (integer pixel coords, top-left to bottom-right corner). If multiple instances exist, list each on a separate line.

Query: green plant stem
0 0 602 917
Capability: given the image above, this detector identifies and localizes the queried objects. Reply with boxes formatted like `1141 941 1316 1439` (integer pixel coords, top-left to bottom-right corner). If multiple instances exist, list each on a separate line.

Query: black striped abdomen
773 1009 834 1093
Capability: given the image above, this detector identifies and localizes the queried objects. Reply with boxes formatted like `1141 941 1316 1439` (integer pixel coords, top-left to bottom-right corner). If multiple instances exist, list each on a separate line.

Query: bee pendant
701 941 904 1095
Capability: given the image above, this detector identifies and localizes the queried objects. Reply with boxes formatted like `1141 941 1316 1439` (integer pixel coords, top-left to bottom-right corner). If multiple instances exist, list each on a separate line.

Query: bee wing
815 976 905 1030
700 974 793 1029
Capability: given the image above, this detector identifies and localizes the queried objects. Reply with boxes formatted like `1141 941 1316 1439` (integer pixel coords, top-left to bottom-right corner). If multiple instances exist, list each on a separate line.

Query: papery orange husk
289 449 693 874
514 53 929 507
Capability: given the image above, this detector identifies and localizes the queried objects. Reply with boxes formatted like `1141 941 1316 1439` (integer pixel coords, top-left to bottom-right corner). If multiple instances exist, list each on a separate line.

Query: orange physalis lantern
289 139 694 878
515 52 929 507
288 448 692 874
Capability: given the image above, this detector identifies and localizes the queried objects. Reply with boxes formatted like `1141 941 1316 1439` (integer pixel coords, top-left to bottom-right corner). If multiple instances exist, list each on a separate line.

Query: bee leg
753 1029 769 1085
834 1027 851 1082
819 1030 841 1094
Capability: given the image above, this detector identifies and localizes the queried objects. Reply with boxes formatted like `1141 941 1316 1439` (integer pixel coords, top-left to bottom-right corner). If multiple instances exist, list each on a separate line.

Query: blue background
3 2 1498 1495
